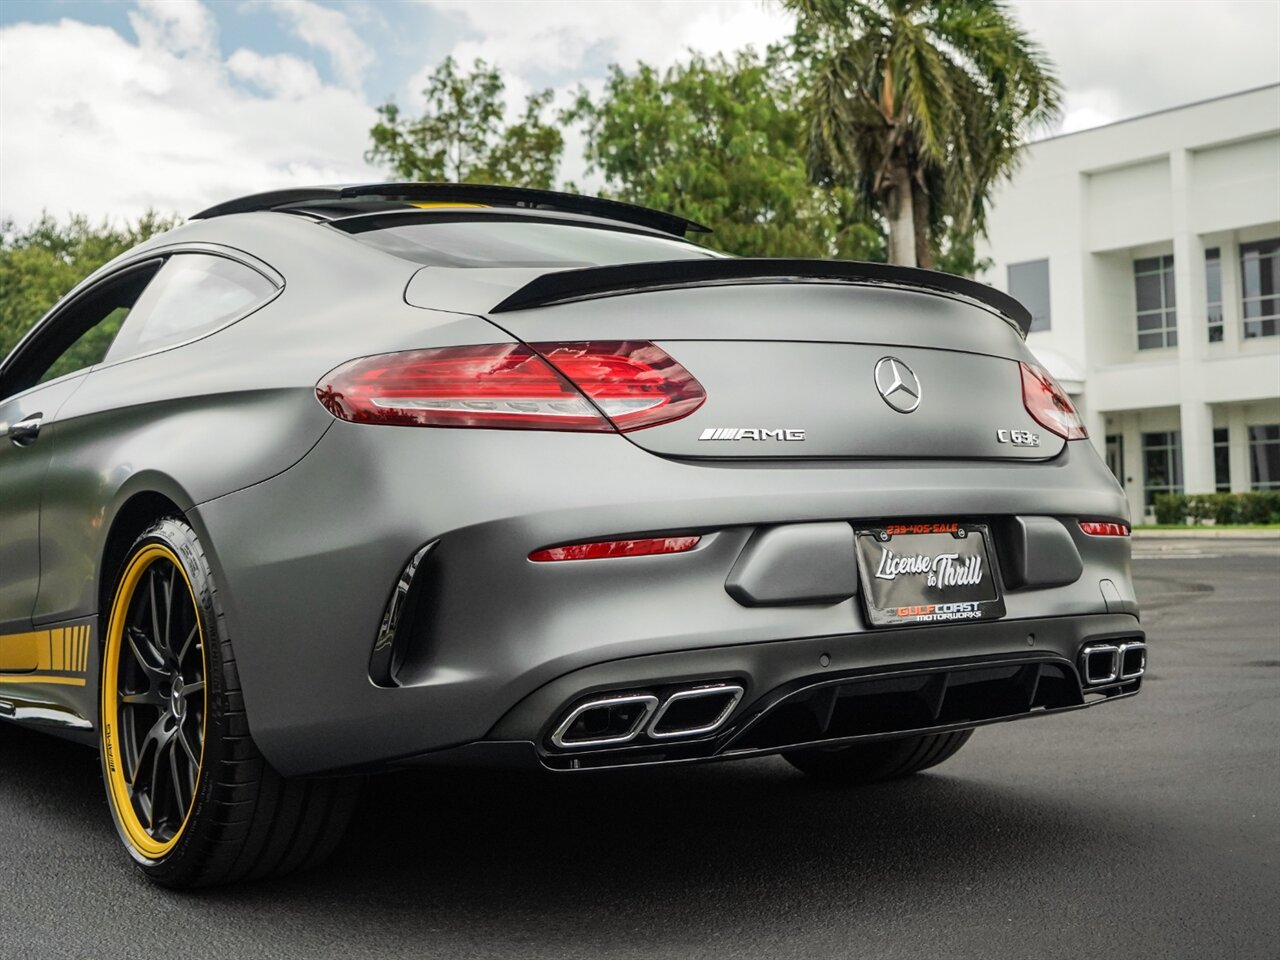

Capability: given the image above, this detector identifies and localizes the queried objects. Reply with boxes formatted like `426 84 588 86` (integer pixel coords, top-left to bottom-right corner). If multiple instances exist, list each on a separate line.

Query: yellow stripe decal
0 674 87 686
0 624 91 682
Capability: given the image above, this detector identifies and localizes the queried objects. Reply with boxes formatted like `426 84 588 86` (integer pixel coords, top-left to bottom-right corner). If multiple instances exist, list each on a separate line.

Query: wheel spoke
121 689 165 707
178 623 199 664
126 627 166 678
168 737 185 814
130 711 171 789
163 567 174 656
180 680 205 698
176 724 200 775
148 570 164 657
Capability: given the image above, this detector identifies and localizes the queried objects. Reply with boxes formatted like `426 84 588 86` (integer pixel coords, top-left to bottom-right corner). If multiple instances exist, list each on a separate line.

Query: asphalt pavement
2 538 1277 960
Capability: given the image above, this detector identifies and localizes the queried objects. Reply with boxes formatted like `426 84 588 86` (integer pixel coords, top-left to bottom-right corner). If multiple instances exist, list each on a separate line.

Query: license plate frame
854 520 1005 628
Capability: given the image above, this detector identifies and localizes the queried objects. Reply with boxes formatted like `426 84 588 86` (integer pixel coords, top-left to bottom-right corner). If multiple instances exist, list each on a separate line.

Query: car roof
191 182 711 239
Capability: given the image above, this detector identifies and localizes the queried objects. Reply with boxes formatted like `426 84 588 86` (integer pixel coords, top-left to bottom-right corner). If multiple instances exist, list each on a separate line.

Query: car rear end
190 214 1144 778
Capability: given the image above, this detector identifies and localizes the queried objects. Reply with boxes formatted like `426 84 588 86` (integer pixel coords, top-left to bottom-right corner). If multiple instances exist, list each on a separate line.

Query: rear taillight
529 536 700 562
1020 362 1087 440
1080 521 1130 537
531 341 705 432
317 341 705 432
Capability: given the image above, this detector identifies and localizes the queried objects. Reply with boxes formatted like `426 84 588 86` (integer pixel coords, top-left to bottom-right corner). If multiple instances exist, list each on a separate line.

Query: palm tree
785 0 1062 268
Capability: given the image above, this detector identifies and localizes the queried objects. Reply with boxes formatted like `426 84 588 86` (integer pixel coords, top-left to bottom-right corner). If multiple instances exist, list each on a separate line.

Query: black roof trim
489 259 1032 337
191 183 710 238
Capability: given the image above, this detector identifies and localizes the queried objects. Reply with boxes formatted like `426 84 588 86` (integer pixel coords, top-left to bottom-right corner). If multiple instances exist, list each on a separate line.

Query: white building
979 84 1280 520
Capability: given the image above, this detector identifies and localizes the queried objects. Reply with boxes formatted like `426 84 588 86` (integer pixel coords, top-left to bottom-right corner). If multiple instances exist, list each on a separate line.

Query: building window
1205 248 1223 342
1135 255 1177 350
1241 239 1279 339
1008 259 1051 333
1214 427 1230 491
1142 431 1183 509
1105 434 1125 488
1249 425 1280 490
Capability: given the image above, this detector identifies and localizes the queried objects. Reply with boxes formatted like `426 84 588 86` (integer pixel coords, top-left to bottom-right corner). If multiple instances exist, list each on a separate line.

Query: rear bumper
189 422 1138 777
476 615 1143 771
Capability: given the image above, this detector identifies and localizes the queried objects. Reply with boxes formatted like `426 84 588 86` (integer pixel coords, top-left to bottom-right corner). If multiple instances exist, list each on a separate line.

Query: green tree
785 0 1061 267
567 47 883 260
0 211 178 362
367 56 564 189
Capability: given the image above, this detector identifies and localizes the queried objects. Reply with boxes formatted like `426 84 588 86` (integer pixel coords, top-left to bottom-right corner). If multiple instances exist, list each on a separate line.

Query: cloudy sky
1 0 1277 225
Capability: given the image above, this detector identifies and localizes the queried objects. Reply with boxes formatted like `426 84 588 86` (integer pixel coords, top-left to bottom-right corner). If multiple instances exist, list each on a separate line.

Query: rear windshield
347 219 720 269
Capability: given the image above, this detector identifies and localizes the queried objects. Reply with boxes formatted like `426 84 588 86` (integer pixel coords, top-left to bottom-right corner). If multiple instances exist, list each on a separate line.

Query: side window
0 259 164 399
104 254 277 364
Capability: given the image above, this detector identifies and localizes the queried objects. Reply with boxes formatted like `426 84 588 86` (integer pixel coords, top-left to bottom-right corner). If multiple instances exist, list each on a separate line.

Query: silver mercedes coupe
0 184 1145 887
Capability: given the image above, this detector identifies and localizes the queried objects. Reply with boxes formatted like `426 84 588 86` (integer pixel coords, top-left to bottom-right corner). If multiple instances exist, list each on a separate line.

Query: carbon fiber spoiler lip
191 183 709 238
487 259 1032 338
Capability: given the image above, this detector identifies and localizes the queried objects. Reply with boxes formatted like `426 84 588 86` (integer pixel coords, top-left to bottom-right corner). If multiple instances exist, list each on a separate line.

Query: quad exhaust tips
1080 641 1146 686
551 683 744 749
648 684 744 739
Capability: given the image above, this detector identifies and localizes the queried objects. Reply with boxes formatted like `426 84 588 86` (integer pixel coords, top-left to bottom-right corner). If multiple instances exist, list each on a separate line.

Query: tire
99 517 360 888
783 730 974 785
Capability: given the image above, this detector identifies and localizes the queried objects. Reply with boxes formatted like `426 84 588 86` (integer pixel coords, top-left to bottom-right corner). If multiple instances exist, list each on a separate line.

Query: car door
0 259 162 665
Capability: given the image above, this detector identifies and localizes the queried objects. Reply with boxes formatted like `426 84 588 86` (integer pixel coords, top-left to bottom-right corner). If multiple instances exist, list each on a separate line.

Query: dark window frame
1205 248 1223 343
1142 430 1183 510
1249 424 1280 490
1134 254 1177 351
1240 238 1280 340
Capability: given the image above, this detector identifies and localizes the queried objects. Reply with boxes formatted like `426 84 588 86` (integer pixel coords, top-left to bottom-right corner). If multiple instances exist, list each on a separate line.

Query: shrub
1238 492 1276 524
1153 493 1187 525
1209 493 1240 526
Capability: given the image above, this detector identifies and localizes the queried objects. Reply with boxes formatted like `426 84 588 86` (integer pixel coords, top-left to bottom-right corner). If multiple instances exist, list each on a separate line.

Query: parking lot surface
2 538 1277 959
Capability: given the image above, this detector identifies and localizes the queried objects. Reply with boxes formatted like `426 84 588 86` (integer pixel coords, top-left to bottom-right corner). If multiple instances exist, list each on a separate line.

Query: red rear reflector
317 341 704 432
1020 362 1087 440
1080 521 1130 537
529 536 701 562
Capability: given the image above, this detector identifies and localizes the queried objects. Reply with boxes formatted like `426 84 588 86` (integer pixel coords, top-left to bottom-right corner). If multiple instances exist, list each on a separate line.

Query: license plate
854 521 1005 628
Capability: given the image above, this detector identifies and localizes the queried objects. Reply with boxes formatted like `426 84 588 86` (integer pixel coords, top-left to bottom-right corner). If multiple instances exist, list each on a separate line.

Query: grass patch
1132 523 1280 531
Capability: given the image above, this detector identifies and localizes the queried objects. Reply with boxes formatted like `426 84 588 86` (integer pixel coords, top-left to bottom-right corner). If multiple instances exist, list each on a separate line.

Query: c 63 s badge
699 428 805 441
997 428 1040 447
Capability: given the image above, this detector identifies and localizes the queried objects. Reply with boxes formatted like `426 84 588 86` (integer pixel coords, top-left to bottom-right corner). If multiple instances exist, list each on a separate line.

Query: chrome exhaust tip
551 694 659 749
1117 640 1147 680
1080 643 1120 685
647 684 745 739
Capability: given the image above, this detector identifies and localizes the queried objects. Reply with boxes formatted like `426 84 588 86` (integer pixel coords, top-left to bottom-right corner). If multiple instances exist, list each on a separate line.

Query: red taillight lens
531 341 705 432
317 341 704 432
1020 362 1087 440
1080 521 1130 537
529 536 701 562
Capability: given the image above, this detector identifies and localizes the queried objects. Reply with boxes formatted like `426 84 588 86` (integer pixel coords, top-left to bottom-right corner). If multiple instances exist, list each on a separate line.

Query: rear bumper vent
730 660 1085 754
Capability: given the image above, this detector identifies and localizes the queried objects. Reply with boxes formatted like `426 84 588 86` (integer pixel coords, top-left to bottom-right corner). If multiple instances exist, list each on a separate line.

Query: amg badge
698 428 806 441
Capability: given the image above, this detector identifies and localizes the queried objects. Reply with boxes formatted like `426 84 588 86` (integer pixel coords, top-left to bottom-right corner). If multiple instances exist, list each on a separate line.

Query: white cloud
1009 0 1280 134
422 0 791 79
128 0 219 57
227 49 324 100
0 4 381 224
266 0 374 89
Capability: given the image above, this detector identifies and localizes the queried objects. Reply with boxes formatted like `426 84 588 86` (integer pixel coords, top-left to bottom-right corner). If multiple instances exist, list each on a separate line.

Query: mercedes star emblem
874 357 922 413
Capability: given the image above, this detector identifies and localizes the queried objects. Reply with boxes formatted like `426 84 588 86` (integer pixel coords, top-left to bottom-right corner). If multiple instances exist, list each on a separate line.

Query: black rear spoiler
488 259 1032 337
192 183 709 238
